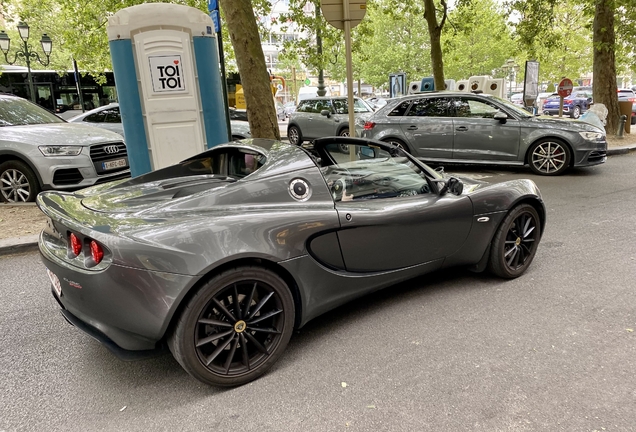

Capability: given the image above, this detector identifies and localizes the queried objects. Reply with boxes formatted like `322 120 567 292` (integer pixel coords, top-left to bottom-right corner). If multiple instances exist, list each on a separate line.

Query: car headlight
38 146 82 156
578 131 605 141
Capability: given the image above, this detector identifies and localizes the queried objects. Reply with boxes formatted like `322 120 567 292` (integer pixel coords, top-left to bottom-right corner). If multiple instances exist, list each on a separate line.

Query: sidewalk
1 140 635 257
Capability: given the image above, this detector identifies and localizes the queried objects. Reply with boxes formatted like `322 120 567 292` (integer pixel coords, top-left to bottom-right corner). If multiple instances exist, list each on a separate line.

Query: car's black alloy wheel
169 266 294 386
0 160 40 203
528 139 570 175
287 126 302 145
488 204 541 279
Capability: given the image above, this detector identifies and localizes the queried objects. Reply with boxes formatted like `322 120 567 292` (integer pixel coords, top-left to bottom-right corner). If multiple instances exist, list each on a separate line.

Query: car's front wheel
0 160 40 203
287 126 303 146
528 139 570 176
570 105 581 119
488 204 541 279
168 266 295 387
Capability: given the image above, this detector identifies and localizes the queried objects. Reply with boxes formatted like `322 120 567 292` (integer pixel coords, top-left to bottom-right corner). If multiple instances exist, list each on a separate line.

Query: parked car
617 88 636 125
0 94 130 202
283 101 296 118
510 93 524 106
69 103 252 139
542 90 592 119
38 136 545 387
535 92 555 112
361 92 606 176
287 96 375 148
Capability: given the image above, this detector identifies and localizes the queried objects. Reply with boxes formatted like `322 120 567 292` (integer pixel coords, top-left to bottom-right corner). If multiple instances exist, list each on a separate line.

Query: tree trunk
423 0 446 90
592 0 619 136
219 0 280 139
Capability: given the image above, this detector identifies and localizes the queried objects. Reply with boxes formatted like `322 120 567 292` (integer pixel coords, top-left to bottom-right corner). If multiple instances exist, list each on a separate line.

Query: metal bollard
617 114 627 138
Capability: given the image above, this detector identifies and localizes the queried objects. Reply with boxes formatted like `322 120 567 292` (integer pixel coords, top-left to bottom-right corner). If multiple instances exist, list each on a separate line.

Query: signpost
557 78 573 118
321 0 367 142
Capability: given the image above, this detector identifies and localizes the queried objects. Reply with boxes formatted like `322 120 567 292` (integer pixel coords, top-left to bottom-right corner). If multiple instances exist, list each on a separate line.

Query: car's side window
296 101 311 113
103 108 121 123
405 98 452 117
453 98 501 118
314 100 332 113
84 111 106 123
332 99 348 114
388 101 411 117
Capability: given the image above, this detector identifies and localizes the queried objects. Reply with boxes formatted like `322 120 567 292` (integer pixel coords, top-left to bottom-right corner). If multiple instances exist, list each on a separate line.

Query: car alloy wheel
571 105 581 119
169 266 294 386
0 161 40 203
287 126 302 146
528 139 570 176
488 204 541 279
338 128 350 153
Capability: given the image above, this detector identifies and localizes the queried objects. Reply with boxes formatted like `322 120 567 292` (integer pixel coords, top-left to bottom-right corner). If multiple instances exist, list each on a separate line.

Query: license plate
47 268 62 297
102 158 127 171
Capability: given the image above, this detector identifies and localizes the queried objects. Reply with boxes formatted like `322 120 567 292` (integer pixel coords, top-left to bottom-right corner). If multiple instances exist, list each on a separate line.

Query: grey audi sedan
362 92 607 175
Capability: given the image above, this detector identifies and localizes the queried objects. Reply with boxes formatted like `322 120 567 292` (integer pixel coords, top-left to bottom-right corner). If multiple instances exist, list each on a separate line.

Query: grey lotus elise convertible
38 137 546 386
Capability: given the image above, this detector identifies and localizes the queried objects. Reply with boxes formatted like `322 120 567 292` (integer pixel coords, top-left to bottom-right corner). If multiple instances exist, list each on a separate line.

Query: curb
607 144 636 155
0 234 39 257
0 143 634 257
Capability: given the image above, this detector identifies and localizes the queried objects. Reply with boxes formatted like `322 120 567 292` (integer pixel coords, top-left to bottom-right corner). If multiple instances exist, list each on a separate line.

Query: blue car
542 90 593 119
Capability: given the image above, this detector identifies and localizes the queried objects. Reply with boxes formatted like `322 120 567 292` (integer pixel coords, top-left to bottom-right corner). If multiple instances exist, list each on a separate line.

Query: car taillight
90 240 104 264
564 99 572 104
363 121 375 130
69 233 82 256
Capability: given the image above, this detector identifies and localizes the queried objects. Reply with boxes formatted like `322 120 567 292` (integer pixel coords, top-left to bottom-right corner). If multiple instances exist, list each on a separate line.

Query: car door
451 97 521 161
399 96 454 159
292 100 314 138
319 143 473 272
307 99 337 138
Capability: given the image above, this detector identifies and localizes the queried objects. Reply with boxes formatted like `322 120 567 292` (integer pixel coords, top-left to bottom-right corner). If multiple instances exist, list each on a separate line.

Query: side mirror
320 109 331 118
359 146 376 159
438 177 463 196
494 111 508 123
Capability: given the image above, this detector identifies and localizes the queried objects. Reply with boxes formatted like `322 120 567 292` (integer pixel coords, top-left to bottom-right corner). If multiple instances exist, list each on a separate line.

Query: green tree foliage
442 0 516 80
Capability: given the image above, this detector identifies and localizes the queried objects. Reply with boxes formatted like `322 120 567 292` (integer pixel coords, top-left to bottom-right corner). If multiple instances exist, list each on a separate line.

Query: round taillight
90 240 104 264
69 233 82 256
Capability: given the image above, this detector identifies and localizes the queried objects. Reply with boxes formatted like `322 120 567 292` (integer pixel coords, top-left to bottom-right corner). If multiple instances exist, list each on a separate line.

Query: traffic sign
321 0 367 30
304 78 311 85
558 78 573 98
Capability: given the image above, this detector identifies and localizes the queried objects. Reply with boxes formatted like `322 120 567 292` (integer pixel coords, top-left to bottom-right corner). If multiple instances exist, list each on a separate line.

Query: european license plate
102 158 127 171
47 268 62 297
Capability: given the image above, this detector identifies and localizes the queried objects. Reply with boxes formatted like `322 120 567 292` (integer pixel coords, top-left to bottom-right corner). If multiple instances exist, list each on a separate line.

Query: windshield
490 96 533 118
332 98 373 114
0 97 65 126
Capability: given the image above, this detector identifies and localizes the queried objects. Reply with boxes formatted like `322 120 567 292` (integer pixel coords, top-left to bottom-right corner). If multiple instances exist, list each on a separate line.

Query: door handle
407 125 418 130
334 118 340 122
456 126 468 131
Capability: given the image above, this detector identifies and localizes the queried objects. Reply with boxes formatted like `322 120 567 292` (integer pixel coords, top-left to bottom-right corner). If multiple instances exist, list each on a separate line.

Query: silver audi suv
0 94 130 202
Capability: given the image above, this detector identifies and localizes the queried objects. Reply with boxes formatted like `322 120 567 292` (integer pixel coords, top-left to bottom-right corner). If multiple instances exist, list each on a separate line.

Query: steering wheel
330 178 348 202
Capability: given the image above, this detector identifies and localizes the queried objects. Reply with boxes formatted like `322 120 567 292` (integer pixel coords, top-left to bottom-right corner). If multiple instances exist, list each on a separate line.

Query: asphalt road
1 154 635 431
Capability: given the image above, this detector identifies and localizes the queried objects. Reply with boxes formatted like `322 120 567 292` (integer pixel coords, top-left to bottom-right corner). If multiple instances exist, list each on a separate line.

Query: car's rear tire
381 138 410 154
488 204 541 279
528 139 570 176
0 160 40 203
168 266 295 387
570 105 581 119
287 126 303 146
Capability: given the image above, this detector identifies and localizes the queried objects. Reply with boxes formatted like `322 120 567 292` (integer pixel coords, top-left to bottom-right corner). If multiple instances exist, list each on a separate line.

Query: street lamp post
0 22 53 102
501 58 519 100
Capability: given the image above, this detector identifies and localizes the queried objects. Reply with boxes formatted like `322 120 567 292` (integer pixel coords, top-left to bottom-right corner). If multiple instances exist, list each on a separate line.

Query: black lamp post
0 22 53 102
